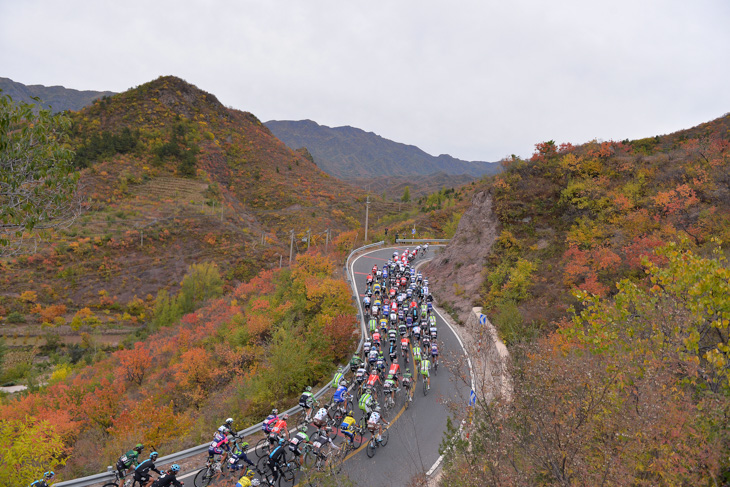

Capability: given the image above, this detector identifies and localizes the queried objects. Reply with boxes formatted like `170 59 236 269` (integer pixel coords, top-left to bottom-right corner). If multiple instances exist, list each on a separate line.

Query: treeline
74 127 139 168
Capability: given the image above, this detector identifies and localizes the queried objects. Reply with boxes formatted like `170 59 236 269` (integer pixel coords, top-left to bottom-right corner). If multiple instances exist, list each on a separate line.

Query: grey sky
2 0 729 161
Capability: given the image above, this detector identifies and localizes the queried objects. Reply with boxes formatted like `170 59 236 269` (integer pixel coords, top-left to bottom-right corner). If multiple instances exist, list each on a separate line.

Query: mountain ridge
0 76 115 112
265 118 501 179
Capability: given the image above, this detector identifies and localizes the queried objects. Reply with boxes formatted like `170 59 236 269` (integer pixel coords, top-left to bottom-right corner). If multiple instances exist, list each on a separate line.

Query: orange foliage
115 343 151 385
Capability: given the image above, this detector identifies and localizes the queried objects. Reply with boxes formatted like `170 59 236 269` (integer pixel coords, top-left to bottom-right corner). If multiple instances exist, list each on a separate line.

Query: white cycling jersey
368 411 381 425
314 408 328 421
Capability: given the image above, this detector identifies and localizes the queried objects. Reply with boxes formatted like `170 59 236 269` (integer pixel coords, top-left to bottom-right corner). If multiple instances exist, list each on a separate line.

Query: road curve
342 246 470 487
179 245 469 487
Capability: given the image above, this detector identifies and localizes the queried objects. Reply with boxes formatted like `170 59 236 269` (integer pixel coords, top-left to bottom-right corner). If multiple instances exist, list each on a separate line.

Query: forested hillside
0 76 369 482
435 113 730 485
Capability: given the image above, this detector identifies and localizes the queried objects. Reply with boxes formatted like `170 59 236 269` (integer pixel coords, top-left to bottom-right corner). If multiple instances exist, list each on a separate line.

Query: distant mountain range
264 119 500 180
0 77 115 112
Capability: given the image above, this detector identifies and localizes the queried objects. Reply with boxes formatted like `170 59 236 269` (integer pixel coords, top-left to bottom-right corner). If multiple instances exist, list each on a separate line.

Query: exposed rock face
424 190 499 324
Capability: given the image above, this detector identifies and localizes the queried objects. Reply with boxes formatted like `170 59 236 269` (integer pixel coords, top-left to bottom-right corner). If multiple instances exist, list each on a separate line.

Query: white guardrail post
56 241 385 487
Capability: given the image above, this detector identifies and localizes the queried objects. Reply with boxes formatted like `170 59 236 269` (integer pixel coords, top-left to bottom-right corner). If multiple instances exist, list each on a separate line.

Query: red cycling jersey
388 363 400 376
367 373 380 387
271 419 288 435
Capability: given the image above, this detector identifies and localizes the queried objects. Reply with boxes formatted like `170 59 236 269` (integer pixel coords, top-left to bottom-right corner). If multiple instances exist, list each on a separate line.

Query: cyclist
208 425 230 460
430 324 438 340
382 374 397 405
266 438 289 485
422 334 431 351
29 472 55 487
367 406 390 443
402 368 413 393
412 323 421 341
270 413 290 443
236 470 259 487
116 443 144 478
150 464 182 487
388 326 398 344
354 364 368 391
340 411 358 446
229 439 256 472
363 295 371 312
367 347 378 366
372 331 381 348
388 362 401 382
363 339 372 355
288 426 311 467
221 417 238 436
312 403 333 435
365 371 380 397
400 336 410 363
299 386 315 422
431 342 439 368
262 409 279 435
134 452 161 486
331 367 345 388
349 354 364 373
388 340 398 362
421 353 432 390
412 343 423 369
359 388 375 416
368 317 378 334
333 380 348 409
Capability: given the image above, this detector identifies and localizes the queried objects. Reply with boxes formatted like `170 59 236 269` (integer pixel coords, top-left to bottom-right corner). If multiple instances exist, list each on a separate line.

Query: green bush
6 312 25 323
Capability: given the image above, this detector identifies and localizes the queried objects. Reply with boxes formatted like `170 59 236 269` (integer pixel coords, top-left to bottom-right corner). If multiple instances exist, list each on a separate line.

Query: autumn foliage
0 253 356 479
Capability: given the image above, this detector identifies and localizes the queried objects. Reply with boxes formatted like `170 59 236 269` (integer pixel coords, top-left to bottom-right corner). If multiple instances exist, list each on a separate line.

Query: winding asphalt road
341 246 470 487
178 246 469 487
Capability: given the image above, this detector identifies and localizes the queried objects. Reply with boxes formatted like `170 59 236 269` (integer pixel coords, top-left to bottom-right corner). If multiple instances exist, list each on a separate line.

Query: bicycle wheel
193 467 215 487
380 428 390 446
255 437 271 458
404 387 411 410
296 413 309 431
353 428 364 448
302 446 315 469
434 360 439 376
366 437 376 458
278 464 296 487
102 483 119 487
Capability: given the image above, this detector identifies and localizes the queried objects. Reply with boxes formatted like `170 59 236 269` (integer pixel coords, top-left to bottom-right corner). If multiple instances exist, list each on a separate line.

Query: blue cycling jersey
333 385 348 403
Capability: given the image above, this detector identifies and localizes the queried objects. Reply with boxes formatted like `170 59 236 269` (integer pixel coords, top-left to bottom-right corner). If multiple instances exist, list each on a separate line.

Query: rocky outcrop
424 190 499 324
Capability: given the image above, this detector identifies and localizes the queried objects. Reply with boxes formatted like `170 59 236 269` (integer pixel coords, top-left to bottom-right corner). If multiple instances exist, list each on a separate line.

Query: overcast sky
2 0 729 161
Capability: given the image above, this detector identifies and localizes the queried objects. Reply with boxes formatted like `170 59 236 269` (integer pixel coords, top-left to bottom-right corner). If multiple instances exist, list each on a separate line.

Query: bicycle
296 398 321 430
194 456 227 487
423 374 430 396
365 427 390 458
101 469 134 487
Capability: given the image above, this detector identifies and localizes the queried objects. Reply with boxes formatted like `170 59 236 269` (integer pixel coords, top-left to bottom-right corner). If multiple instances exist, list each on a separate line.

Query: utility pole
364 195 370 243
325 229 329 253
289 230 294 265
306 229 311 250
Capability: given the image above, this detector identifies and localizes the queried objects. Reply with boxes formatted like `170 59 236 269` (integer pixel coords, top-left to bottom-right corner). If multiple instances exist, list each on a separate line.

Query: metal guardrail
57 241 385 487
395 238 451 243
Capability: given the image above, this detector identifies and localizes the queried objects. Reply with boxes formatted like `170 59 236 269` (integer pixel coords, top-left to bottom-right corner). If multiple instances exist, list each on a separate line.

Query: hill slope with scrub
430 113 730 485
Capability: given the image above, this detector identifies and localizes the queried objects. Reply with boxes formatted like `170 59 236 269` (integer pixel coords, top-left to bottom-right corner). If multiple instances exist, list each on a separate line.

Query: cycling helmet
150 451 159 460
323 404 330 410
134 443 144 452
346 410 354 417
218 426 228 433
339 379 347 386
305 386 312 392
170 464 180 472
246 470 256 479
44 472 55 479
375 406 381 412
282 413 289 420
272 408 278 415
251 479 261 486
226 417 234 424
278 437 286 445
406 368 411 374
